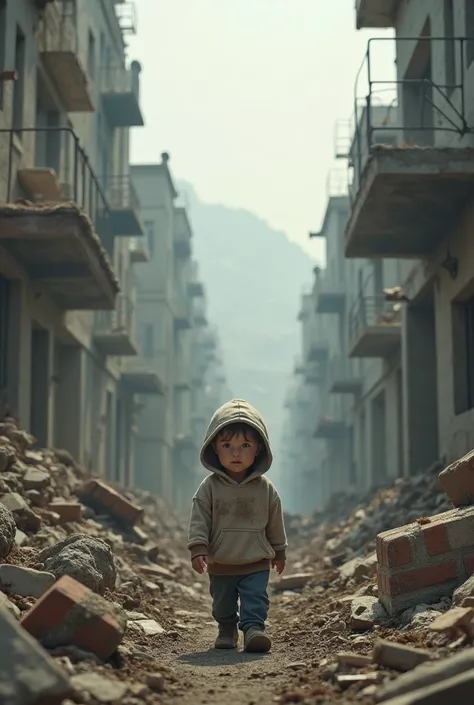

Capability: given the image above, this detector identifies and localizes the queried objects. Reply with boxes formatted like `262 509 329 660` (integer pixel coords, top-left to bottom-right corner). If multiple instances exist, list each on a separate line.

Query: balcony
129 237 149 263
101 63 144 128
349 296 401 358
307 338 329 364
0 202 117 310
345 37 474 259
15 125 108 217
314 417 346 440
37 1 93 112
173 291 193 330
193 296 208 326
114 1 138 36
121 360 165 395
102 175 144 236
93 294 137 356
355 0 399 29
329 357 362 395
315 281 346 315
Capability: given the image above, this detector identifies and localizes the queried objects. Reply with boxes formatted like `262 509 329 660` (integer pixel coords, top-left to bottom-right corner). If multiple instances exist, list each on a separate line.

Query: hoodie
187 398 287 575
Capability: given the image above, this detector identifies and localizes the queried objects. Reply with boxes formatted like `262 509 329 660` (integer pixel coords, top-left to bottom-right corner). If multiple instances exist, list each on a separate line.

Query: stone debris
0 605 71 705
350 596 388 630
38 534 117 594
372 639 433 672
71 672 129 703
0 502 16 558
0 564 55 597
271 573 314 592
429 606 474 641
452 573 474 606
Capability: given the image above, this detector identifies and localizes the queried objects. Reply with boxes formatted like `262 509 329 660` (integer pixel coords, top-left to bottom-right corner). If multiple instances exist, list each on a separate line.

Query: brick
0 605 71 705
463 553 474 577
388 561 457 597
380 670 474 704
422 522 450 556
377 531 413 568
21 575 127 660
439 450 474 507
48 501 83 524
76 479 143 525
373 639 432 672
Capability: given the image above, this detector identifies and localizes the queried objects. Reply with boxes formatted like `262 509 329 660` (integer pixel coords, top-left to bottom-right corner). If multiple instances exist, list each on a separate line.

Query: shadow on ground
178 649 270 667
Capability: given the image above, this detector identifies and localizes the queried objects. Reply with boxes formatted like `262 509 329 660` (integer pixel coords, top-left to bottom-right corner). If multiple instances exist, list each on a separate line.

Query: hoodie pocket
210 528 275 565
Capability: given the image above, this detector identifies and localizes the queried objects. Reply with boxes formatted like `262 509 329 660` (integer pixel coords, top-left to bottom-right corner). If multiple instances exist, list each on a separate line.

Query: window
87 30 96 80
144 220 155 257
13 26 25 134
453 296 474 414
466 1 474 67
140 324 154 358
444 0 456 90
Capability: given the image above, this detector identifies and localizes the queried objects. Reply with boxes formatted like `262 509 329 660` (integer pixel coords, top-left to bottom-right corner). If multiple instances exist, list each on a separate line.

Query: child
188 398 287 653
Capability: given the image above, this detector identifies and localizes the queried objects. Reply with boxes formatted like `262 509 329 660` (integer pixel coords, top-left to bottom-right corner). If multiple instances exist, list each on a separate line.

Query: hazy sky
128 1 393 257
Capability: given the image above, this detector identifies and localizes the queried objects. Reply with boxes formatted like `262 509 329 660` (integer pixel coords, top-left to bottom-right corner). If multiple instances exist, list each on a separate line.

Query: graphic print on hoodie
187 399 288 576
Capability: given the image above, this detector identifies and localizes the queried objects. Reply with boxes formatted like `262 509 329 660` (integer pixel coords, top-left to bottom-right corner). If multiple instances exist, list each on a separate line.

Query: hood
200 398 273 482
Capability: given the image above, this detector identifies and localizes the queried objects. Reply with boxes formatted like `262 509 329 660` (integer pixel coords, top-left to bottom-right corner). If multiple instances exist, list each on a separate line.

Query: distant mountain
180 182 317 475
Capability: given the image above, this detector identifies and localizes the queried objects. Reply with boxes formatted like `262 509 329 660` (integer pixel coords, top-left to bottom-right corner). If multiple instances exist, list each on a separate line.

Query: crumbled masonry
2 415 474 703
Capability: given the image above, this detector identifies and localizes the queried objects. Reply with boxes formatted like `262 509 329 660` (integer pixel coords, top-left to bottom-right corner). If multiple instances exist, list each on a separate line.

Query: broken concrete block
140 563 173 580
0 502 16 558
128 619 165 636
453 573 474 606
376 507 474 615
76 478 143 525
376 648 474 702
350 596 387 630
340 553 377 582
429 606 474 639
337 673 381 690
145 672 165 693
71 672 128 703
38 534 116 594
439 450 474 507
372 639 432 672
335 652 373 667
0 564 55 598
379 671 474 704
0 605 71 705
22 467 50 491
21 575 127 661
271 573 313 592
0 492 41 532
0 444 15 472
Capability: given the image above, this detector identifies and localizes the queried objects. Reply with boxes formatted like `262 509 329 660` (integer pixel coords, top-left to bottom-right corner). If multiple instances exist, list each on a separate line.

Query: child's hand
272 558 285 575
191 555 208 574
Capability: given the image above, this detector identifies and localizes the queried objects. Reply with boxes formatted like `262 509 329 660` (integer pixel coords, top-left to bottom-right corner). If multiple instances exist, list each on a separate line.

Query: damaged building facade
0 0 222 510
282 0 474 513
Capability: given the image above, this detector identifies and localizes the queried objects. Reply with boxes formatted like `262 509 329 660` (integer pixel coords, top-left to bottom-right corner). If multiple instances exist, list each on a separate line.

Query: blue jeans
209 570 270 632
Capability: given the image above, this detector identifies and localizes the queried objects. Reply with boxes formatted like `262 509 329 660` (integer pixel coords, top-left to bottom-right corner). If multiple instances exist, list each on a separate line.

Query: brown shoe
214 623 238 649
243 626 271 653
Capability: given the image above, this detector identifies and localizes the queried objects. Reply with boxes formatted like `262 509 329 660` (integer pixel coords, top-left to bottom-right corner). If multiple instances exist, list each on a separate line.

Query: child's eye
242 443 250 448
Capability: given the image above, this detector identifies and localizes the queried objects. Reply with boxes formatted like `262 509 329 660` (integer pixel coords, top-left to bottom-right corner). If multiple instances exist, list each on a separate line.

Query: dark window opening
453 295 474 414
444 0 456 91
466 0 474 67
13 26 25 134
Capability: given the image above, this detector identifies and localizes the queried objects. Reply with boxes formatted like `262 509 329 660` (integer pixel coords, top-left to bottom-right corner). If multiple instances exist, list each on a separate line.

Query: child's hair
215 422 262 445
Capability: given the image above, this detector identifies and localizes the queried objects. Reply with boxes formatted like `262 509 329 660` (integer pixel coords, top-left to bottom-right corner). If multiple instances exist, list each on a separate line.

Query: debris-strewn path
3 416 474 704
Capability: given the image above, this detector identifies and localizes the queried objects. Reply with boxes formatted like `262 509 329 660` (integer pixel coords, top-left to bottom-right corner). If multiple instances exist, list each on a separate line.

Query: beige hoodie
188 399 287 575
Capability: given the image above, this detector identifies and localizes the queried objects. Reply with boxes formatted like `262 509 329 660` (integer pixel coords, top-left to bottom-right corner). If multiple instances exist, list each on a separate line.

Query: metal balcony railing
349 37 474 195
2 126 109 226
36 0 79 54
349 295 401 344
95 292 136 338
102 174 140 212
114 1 138 35
101 65 139 98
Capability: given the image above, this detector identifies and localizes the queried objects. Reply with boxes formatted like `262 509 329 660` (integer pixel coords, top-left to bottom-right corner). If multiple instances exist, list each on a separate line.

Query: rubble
0 605 71 705
21 574 128 660
0 502 16 558
372 639 432 672
38 534 116 594
0 564 55 597
350 596 388 630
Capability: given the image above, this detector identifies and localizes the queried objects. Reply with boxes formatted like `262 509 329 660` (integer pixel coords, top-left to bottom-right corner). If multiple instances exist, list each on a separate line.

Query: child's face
214 431 259 476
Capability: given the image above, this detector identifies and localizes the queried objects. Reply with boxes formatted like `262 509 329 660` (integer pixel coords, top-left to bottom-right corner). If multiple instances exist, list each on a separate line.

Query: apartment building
0 0 156 488
131 157 229 511
285 0 474 512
